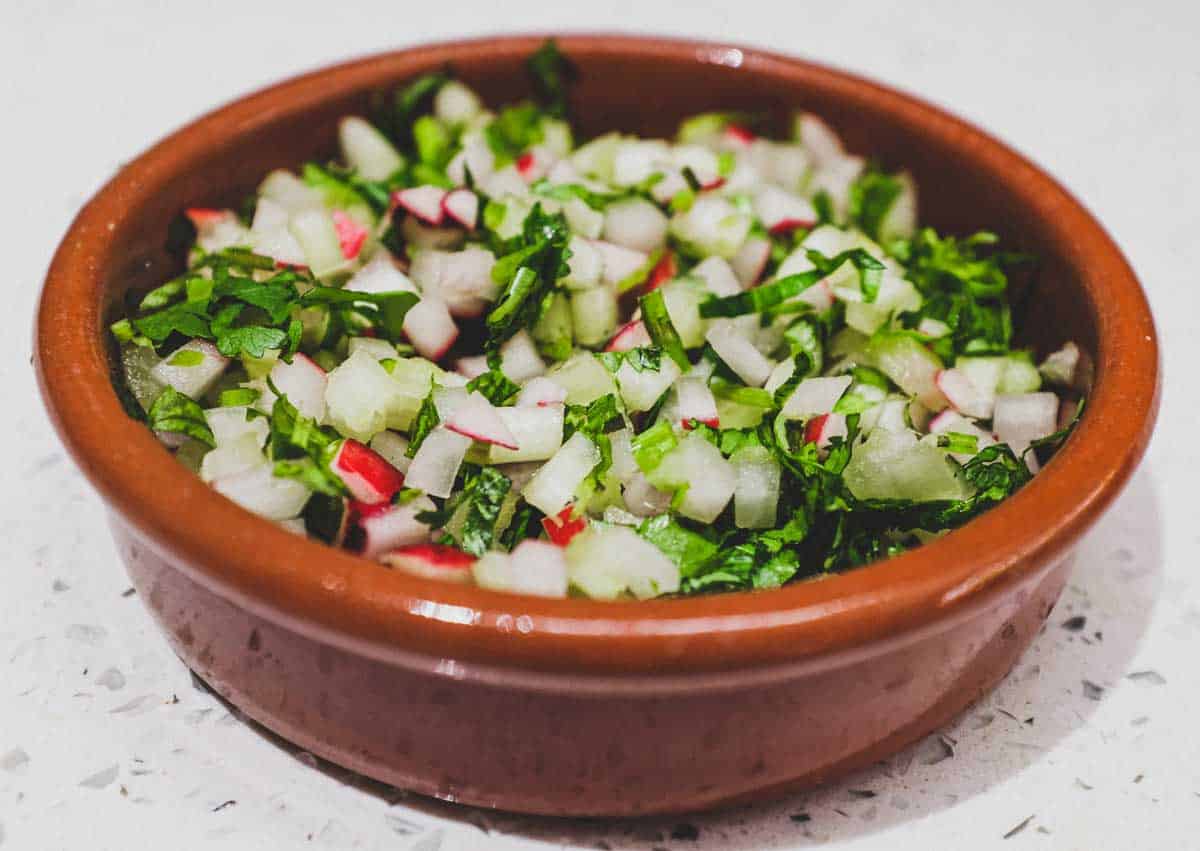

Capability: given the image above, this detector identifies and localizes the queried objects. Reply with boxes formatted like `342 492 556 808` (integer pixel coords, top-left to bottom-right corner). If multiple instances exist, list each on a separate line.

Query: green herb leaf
147 387 214 448
637 514 718 577
526 39 577 118
466 369 521 406
640 289 690 370
405 387 441 458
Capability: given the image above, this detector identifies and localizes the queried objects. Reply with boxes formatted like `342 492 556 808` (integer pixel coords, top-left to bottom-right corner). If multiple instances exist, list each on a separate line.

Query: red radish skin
643 251 677 292
700 177 726 192
516 151 536 178
331 211 368 259
350 499 395 520
682 416 720 430
724 124 755 146
392 186 447 225
542 506 588 546
184 208 232 230
442 189 479 230
380 544 474 582
605 319 652 352
444 393 520 450
803 413 848 451
274 260 310 272
516 377 568 408
768 218 817 236
332 439 405 505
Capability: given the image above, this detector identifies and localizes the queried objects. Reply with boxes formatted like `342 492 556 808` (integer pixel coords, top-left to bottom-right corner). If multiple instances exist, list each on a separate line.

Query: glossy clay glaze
36 35 1158 815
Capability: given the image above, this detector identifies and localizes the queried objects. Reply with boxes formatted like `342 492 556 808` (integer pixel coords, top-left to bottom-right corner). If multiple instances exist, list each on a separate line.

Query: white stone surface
2 0 1197 848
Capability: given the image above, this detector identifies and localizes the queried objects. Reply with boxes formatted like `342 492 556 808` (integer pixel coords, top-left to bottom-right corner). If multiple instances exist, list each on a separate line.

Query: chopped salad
111 41 1084 600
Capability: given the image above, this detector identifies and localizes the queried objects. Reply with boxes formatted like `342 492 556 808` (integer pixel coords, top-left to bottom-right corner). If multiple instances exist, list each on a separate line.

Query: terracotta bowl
35 35 1158 816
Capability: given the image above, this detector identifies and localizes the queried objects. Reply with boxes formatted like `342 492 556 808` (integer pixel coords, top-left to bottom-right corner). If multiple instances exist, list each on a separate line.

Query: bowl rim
35 33 1159 676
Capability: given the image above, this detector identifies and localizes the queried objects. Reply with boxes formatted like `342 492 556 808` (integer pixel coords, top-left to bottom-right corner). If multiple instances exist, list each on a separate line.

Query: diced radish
411 247 497 318
346 334 397 361
499 330 547 381
522 431 601 516
516 146 555 182
935 368 992 419
338 117 404 181
206 406 269 447
1039 342 1081 388
455 355 489 379
565 525 680 600
781 375 853 418
259 170 324 212
611 139 671 186
380 543 473 582
754 185 817 234
441 188 479 230
446 135 495 187
649 432 736 523
731 445 780 529
608 429 637 481
592 240 650 288
602 198 669 253
917 317 951 338
993 392 1060 469
185 208 230 230
516 376 568 408
803 412 849 451
605 319 652 352
705 320 775 386
691 256 741 297
843 428 968 502
332 439 405 505
644 250 677 292
670 197 751 259
723 124 756 146
266 352 327 421
400 215 465 251
547 352 619 405
793 112 845 167
329 211 368 259
622 472 673 517
200 433 264 483
289 208 348 278
150 339 229 400
444 391 520 450
213 462 312 520
868 334 948 411
392 185 447 226
368 430 412 473
927 409 996 463
541 505 588 546
475 539 569 597
324 349 398 442
359 496 435 559
731 236 771 287
433 80 483 125
615 355 682 412
676 376 719 429
432 385 470 420
404 426 472 498
484 405 564 463
570 286 619 347
561 235 604 290
404 297 459 361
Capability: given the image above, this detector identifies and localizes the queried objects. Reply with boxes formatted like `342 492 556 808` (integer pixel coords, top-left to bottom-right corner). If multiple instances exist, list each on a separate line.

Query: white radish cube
499 330 547 381
522 431 600 516
649 432 735 524
781 375 853 418
592 240 649 288
404 426 472 498
475 539 569 598
547 352 618 405
485 406 565 464
615 356 682 412
213 462 312 520
565 525 680 600
602 198 669 253
360 496 435 559
150 339 229 400
570 286 618 347
368 430 412 473
268 352 327 421
338 116 404 181
324 349 398 442
705 319 775 387
205 406 269 447
690 256 742 297
200 433 265 483
732 445 781 529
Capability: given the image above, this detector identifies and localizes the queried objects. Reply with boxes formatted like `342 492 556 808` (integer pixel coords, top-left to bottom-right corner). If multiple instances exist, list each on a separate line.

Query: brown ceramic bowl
35 35 1158 816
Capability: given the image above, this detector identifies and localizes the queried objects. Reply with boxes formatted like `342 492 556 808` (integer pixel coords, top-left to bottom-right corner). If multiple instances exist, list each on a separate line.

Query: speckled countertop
3 1 1198 848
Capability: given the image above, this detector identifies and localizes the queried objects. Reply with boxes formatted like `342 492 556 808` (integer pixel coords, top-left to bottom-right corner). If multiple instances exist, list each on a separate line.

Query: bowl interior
41 35 1154 676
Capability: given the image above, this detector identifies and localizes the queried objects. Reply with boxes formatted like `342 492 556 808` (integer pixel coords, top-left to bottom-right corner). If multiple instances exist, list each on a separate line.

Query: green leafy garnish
147 387 214 447
640 289 690 370
526 39 577 118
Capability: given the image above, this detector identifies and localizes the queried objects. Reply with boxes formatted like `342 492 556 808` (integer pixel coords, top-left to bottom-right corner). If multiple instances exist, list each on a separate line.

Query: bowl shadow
201 464 1162 849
